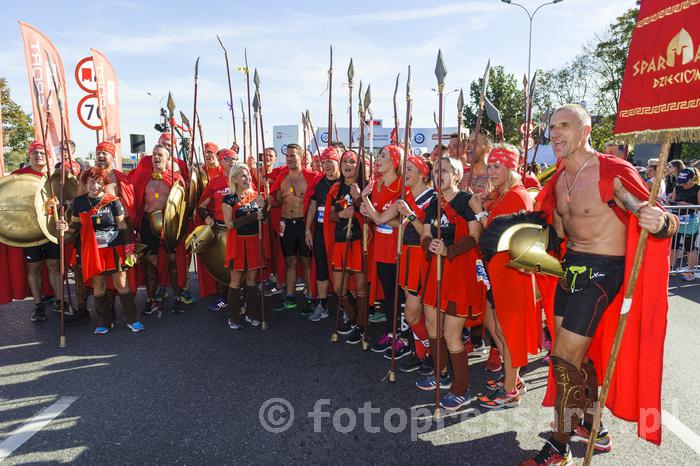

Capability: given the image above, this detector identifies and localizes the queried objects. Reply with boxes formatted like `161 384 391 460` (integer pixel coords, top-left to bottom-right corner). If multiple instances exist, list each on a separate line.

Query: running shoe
171 298 184 314
345 326 364 345
228 319 242 330
208 298 228 312
155 286 167 301
398 354 423 373
415 373 452 391
300 298 315 317
94 323 114 335
245 315 261 327
486 376 526 394
31 303 46 322
127 321 145 333
180 289 197 304
485 346 503 372
308 304 329 322
264 283 284 297
682 272 697 282
383 338 411 360
273 297 297 312
570 422 613 452
440 391 472 411
337 319 354 335
143 300 158 316
368 311 386 323
520 440 573 466
480 388 521 409
371 334 392 353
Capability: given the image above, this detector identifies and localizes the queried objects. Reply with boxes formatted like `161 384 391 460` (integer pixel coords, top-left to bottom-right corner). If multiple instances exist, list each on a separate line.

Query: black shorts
140 216 161 256
24 241 60 263
313 224 329 281
280 218 311 258
554 250 625 337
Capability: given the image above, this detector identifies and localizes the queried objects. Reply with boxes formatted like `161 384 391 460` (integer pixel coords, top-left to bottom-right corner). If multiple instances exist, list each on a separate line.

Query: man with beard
304 146 340 321
269 144 320 311
132 144 186 314
12 142 66 322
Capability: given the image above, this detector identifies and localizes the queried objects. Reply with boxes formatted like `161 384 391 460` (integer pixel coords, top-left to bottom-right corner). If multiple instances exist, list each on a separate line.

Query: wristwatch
407 213 417 223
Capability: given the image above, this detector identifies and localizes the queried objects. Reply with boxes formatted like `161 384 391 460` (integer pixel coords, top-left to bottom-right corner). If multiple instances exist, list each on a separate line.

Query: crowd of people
4 102 678 466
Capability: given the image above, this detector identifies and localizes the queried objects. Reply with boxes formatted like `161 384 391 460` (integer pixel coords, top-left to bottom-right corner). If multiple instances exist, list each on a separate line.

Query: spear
252 91 268 330
388 66 412 383
305 109 322 155
190 58 201 170
254 69 267 162
244 49 254 167
466 60 490 191
197 116 206 163
364 85 373 171
167 92 176 177
216 35 238 143
433 49 447 419
240 98 247 161
524 70 538 175
327 45 333 147
457 88 464 166
347 59 354 148
521 74 529 176
301 112 309 155
392 73 400 144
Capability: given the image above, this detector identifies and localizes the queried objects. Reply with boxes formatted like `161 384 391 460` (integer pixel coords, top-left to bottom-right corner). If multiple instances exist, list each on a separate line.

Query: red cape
535 153 670 445
324 183 364 293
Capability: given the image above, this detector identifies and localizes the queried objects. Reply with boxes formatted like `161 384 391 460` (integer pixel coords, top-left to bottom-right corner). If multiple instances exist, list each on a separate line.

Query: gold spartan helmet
667 28 694 67
496 223 565 278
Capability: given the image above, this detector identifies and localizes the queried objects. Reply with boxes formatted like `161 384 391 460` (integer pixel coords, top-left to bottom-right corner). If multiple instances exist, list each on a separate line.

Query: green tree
1 78 34 172
463 65 524 146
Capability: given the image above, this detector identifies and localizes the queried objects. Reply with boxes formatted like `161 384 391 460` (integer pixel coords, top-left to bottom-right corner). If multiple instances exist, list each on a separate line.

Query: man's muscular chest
555 168 608 219
280 175 306 200
145 179 169 207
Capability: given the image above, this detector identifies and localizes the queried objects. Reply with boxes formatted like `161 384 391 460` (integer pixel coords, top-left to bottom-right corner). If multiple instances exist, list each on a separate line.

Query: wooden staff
524 71 537 176
244 50 254 166
327 45 333 147
216 35 238 143
457 89 464 166
252 91 268 330
433 49 447 419
582 141 671 466
392 73 400 144
240 99 247 161
347 59 354 148
388 66 412 383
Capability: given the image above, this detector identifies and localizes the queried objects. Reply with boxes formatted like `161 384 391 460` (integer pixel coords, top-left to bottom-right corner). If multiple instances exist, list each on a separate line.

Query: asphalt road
0 274 699 465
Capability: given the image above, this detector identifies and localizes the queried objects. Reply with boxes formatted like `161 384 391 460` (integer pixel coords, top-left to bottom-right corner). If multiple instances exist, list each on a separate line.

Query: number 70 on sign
77 94 103 131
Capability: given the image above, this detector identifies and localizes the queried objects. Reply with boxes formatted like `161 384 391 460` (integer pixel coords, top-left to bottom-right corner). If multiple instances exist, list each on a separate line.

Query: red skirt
332 240 363 272
84 245 126 284
227 235 263 271
399 244 428 293
422 249 485 323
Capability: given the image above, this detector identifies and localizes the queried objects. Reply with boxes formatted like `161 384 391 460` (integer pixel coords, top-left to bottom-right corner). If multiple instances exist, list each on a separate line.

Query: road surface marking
663 409 700 456
0 396 78 461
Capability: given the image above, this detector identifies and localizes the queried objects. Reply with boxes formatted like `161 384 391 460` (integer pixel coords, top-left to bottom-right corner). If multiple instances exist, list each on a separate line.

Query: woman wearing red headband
362 145 406 354
362 155 434 369
58 167 143 335
416 156 486 411
222 164 268 330
478 143 538 410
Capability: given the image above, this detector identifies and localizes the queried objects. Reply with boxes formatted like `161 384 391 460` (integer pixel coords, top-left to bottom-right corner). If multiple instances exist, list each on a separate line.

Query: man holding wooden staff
523 103 677 465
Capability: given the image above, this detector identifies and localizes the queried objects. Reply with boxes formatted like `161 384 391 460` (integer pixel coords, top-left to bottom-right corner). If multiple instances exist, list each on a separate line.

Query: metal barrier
665 205 700 276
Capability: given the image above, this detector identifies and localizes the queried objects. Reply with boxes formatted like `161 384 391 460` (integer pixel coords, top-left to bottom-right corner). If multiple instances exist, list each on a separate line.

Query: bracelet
475 211 489 221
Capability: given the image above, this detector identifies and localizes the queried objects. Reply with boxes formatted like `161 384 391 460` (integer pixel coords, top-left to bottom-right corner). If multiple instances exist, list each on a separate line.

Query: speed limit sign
77 94 103 131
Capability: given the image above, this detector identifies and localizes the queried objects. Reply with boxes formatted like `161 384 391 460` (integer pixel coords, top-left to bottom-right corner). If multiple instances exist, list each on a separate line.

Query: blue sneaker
94 323 114 335
127 321 145 333
440 391 472 411
208 298 228 312
416 373 452 391
180 289 197 304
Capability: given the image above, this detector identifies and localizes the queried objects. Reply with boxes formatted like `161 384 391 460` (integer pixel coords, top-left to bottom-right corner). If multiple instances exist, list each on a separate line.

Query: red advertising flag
615 1 700 141
18 21 71 168
90 49 122 169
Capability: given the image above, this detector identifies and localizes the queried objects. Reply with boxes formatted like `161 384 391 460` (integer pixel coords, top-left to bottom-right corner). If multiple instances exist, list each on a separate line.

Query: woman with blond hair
221 163 268 329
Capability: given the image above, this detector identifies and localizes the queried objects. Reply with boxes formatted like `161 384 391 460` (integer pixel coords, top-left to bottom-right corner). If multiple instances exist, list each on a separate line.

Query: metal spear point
364 84 371 112
357 80 364 114
529 69 538 99
457 88 464 113
347 58 354 84
195 56 200 80
180 111 191 130
434 49 447 91
167 92 175 116
254 68 260 90
253 91 260 116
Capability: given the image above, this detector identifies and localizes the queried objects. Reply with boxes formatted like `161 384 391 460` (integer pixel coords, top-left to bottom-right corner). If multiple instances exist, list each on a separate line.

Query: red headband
96 141 115 156
408 155 429 176
28 140 45 154
384 145 402 168
488 147 519 172
321 147 340 162
341 150 358 163
158 133 177 147
217 149 237 161
204 142 219 154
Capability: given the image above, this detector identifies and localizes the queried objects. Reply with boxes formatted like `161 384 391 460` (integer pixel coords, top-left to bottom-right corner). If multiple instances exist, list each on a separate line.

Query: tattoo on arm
614 179 642 217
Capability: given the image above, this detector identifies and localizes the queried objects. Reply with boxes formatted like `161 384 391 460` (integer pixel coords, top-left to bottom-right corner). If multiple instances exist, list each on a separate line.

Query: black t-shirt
423 191 476 247
404 188 434 246
332 183 362 242
311 176 339 232
674 184 700 205
223 193 262 236
71 194 125 248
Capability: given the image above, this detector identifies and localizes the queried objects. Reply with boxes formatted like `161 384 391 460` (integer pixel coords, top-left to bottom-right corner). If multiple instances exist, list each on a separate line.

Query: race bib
316 206 325 223
376 224 394 235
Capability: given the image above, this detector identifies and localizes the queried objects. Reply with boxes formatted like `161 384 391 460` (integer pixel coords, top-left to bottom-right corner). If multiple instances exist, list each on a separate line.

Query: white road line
663 409 700 456
0 396 77 462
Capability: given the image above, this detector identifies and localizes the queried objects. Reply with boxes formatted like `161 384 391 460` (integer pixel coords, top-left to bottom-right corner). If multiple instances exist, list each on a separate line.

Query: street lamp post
501 0 563 116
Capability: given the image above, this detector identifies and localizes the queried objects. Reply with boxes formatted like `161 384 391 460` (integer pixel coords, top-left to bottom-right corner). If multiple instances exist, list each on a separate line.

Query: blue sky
1 0 633 157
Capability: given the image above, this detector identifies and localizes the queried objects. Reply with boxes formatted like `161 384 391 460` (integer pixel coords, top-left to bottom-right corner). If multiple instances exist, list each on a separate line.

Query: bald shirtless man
270 144 315 311
523 104 677 465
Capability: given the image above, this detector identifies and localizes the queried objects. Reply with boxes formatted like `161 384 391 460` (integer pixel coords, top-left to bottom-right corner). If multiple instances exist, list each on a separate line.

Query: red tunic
536 153 671 444
486 185 539 368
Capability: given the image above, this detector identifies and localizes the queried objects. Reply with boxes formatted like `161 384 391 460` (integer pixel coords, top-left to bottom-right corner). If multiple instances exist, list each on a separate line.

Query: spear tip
435 49 447 86
167 92 175 114
406 65 412 96
254 68 260 87
393 73 400 97
364 84 371 108
457 88 464 109
347 58 354 82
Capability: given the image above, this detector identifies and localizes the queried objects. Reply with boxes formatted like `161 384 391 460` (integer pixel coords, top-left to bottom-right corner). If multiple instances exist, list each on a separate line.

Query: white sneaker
228 319 242 330
245 315 261 327
308 304 329 322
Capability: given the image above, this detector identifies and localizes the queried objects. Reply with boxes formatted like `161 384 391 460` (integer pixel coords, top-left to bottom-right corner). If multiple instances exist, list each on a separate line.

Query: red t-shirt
371 177 402 264
199 174 229 222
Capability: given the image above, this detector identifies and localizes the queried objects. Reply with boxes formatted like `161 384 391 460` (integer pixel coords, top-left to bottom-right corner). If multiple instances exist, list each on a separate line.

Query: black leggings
377 262 405 335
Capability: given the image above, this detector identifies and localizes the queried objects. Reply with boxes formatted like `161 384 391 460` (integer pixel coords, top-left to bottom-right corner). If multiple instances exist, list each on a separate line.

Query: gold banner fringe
615 127 700 145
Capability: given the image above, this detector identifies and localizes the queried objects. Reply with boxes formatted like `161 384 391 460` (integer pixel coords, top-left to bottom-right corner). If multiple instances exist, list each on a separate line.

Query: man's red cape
535 153 670 445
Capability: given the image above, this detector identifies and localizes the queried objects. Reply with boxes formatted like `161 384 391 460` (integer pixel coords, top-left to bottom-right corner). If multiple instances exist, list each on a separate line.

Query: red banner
90 49 122 169
18 22 71 169
615 1 700 140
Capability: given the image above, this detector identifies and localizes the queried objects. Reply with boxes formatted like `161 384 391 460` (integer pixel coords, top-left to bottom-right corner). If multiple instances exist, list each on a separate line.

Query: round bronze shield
0 174 47 247
185 169 203 223
35 172 80 244
199 224 229 285
163 180 187 251
185 224 214 254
